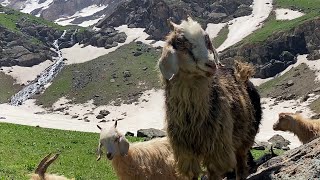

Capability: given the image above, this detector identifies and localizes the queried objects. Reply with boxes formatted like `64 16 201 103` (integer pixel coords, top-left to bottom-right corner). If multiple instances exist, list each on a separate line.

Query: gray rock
286 80 294 87
125 132 134 137
137 128 166 139
99 110 110 116
268 134 290 149
96 114 104 119
248 138 320 180
71 115 79 119
123 70 131 78
133 51 142 56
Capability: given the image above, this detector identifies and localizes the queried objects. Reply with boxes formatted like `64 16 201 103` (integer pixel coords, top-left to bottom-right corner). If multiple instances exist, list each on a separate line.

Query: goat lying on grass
159 17 262 180
273 112 320 144
96 121 187 180
30 153 73 180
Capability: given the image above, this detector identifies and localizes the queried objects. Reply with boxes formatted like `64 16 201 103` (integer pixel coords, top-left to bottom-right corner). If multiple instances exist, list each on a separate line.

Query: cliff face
220 18 320 78
248 137 320 180
96 0 253 40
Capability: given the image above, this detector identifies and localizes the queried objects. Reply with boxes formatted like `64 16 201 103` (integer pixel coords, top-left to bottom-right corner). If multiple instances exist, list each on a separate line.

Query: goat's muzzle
106 152 113 160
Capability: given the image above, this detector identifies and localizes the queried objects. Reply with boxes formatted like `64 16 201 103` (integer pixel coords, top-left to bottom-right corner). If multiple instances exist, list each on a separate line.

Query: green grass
36 42 161 107
0 122 284 179
0 72 21 103
258 63 299 96
0 6 76 32
251 149 284 160
212 25 229 48
0 122 144 180
241 0 320 44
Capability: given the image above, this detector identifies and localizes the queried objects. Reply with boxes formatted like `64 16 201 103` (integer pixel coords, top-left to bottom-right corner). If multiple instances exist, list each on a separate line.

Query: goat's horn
167 18 178 31
41 153 60 174
35 153 53 175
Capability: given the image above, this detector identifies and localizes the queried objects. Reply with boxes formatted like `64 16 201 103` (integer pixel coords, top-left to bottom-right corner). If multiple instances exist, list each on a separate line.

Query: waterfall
9 30 72 106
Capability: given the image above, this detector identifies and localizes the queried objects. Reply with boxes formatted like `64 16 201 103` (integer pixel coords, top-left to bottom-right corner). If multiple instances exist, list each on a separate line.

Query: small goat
159 17 262 180
30 153 73 180
96 121 187 180
273 112 320 144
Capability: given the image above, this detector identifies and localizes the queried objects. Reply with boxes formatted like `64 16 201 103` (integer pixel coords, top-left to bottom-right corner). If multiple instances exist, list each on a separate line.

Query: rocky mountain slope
220 17 320 78
96 0 253 40
0 0 124 27
248 137 320 179
0 5 128 67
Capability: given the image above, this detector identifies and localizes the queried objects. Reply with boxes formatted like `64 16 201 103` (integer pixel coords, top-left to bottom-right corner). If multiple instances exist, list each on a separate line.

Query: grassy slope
242 0 320 44
212 25 229 48
36 42 161 107
0 122 144 180
0 123 281 179
0 72 21 103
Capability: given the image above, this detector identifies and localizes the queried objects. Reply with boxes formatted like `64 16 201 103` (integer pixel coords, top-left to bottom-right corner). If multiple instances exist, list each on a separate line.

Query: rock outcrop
248 137 320 179
96 0 253 40
220 18 320 78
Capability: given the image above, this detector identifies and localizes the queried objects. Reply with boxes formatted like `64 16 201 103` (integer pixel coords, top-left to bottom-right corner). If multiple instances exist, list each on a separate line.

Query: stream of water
9 30 69 106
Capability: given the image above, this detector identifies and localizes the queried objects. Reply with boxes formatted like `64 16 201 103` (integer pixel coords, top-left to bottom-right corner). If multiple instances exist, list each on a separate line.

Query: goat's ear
158 45 179 81
167 19 180 31
118 136 129 156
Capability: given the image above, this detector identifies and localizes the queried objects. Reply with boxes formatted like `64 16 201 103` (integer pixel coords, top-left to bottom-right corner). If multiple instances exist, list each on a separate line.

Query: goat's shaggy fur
30 153 73 180
273 112 320 144
97 123 187 180
159 18 262 180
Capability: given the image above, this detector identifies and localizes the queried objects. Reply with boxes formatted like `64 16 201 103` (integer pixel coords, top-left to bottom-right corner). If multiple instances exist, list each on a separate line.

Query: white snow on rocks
205 23 226 39
20 0 54 14
275 8 304 20
217 0 273 51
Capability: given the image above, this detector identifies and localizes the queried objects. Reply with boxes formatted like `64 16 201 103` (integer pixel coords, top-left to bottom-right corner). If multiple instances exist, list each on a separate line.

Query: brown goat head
273 112 296 131
159 17 219 81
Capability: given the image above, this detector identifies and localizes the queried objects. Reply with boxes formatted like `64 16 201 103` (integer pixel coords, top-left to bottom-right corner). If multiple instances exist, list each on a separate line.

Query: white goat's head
159 17 219 81
96 121 129 161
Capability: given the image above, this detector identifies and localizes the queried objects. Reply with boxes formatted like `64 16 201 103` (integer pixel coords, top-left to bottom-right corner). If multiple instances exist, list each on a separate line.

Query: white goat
96 121 187 180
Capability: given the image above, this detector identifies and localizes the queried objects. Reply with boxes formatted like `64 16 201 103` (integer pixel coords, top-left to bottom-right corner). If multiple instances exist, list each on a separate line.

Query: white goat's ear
158 45 179 81
118 136 129 156
167 19 180 31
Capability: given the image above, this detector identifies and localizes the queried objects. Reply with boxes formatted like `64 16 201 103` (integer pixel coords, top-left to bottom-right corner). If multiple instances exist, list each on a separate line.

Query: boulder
137 128 166 139
248 138 320 179
268 134 290 150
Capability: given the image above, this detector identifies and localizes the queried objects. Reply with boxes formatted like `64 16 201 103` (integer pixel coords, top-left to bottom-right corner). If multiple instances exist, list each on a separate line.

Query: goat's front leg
235 149 249 180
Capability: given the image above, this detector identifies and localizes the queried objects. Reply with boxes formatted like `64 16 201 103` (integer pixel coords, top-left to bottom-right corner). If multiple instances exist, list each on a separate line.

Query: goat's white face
96 123 129 161
159 17 218 80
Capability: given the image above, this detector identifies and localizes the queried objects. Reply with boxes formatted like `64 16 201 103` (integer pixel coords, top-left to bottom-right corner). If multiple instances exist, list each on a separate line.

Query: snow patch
0 60 53 85
275 8 304 20
55 4 107 27
205 23 226 39
1 0 9 6
217 0 273 51
21 0 54 14
251 53 320 86
0 89 165 135
62 25 163 65
256 95 319 149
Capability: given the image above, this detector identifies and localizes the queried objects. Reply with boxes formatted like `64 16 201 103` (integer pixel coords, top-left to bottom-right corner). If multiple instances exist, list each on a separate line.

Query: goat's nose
106 152 112 160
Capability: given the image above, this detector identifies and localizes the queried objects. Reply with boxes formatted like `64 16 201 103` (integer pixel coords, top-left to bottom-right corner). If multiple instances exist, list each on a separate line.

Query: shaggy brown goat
30 153 73 180
273 112 320 144
158 17 262 180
